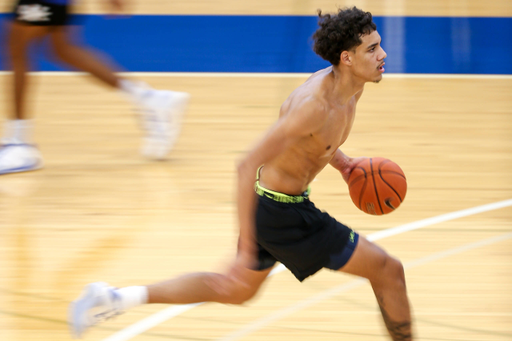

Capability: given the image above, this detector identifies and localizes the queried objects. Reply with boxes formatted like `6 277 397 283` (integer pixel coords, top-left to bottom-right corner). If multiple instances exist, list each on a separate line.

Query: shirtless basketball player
69 7 413 341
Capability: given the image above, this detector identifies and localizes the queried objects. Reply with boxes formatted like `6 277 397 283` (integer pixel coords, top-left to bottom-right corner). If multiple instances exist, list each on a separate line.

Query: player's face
351 30 387 83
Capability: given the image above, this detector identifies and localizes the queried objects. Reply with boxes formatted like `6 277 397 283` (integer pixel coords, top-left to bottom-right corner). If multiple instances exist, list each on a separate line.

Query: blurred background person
0 0 190 175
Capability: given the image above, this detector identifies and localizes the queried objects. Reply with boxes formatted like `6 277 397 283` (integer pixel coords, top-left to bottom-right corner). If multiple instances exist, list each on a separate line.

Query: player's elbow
236 159 247 174
237 158 256 180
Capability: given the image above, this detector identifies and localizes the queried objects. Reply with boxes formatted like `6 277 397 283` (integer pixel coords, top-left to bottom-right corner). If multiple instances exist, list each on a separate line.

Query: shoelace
92 289 124 323
93 309 124 323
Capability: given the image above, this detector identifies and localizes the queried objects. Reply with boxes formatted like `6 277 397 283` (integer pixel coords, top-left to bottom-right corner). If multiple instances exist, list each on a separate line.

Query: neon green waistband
254 181 310 204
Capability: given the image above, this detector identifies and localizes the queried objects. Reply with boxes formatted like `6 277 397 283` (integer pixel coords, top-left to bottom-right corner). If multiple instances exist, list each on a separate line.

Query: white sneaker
0 143 43 175
68 282 123 339
137 90 190 160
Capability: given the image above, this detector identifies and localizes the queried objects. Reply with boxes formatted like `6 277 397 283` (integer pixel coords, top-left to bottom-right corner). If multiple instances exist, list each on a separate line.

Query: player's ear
340 51 352 66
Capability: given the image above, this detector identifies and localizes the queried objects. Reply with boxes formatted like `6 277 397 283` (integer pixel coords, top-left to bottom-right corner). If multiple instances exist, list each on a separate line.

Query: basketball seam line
357 167 367 211
371 159 384 215
379 167 404 203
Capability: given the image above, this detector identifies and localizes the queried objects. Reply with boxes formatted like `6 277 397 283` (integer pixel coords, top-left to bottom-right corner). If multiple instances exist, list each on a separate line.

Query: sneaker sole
0 144 44 175
0 162 43 175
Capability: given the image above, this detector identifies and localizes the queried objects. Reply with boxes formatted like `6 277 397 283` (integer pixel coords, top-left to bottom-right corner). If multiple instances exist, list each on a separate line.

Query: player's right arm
329 149 368 183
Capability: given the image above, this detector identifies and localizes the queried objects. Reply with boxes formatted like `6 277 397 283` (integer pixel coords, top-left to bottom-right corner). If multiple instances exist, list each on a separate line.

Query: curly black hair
312 7 377 65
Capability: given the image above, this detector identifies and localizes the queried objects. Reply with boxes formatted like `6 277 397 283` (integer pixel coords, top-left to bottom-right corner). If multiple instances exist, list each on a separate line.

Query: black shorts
254 186 359 282
13 0 70 26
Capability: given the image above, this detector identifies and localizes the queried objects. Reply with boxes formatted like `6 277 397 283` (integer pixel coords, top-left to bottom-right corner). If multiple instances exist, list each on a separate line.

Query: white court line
0 71 511 79
269 198 512 277
218 279 367 341
101 304 202 341
102 198 512 341
367 199 512 241
218 232 512 341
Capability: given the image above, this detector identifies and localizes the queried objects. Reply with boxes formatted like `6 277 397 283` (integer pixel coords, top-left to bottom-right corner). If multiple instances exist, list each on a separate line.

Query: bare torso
259 67 358 195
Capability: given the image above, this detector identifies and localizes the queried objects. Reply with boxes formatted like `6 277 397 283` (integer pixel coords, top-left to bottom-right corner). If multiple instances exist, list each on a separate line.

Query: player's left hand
228 249 257 284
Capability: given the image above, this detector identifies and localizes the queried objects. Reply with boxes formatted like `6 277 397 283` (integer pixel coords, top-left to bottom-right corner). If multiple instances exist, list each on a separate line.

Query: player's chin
372 74 383 83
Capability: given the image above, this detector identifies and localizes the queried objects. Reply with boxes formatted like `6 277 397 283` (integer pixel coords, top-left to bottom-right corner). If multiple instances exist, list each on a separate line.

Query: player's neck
330 65 365 104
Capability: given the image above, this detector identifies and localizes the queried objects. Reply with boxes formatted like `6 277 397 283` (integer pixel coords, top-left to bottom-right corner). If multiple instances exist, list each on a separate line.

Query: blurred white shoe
68 282 122 339
0 143 43 175
137 89 190 160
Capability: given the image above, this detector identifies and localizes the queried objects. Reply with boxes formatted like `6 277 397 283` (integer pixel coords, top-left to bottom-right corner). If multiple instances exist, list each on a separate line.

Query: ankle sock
118 79 151 103
115 286 148 310
3 119 33 144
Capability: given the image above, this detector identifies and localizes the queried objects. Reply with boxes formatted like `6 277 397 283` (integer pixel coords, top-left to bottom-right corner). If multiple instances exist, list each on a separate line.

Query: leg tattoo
377 295 412 341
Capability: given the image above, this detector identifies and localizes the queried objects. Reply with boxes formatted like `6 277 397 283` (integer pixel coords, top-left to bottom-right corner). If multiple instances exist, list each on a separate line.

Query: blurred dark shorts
13 0 70 26
253 184 359 282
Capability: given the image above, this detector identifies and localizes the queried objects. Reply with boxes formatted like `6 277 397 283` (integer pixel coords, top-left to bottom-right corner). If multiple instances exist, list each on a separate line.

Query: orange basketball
348 157 407 215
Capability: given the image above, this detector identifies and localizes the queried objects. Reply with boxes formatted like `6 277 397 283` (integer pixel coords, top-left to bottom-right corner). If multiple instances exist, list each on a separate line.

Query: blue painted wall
0 14 511 74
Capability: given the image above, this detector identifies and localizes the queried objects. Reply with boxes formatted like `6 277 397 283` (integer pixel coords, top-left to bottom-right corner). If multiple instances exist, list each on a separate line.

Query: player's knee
216 282 258 305
382 255 406 288
205 274 259 305
371 253 405 287
390 257 406 286
52 41 69 61
223 287 257 305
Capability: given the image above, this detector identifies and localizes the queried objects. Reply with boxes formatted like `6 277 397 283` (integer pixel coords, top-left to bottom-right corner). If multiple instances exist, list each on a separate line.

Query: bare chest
305 105 356 159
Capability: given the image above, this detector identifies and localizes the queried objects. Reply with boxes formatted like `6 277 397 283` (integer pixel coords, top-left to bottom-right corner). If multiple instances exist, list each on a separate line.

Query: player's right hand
341 156 368 183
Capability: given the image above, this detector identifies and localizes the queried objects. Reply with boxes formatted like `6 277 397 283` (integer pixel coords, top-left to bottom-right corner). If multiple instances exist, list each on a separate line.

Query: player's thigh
338 235 390 281
48 25 71 51
9 21 51 48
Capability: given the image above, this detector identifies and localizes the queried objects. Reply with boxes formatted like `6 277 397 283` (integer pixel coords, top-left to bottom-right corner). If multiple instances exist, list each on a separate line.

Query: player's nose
380 47 387 60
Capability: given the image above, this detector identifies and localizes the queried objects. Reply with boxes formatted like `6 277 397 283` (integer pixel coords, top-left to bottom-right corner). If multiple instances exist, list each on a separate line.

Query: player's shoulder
282 90 328 120
287 73 331 113
278 95 328 140
304 93 330 118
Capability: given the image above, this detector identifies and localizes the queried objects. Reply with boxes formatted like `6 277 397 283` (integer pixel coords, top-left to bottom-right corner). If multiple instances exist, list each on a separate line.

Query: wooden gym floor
0 1 511 341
